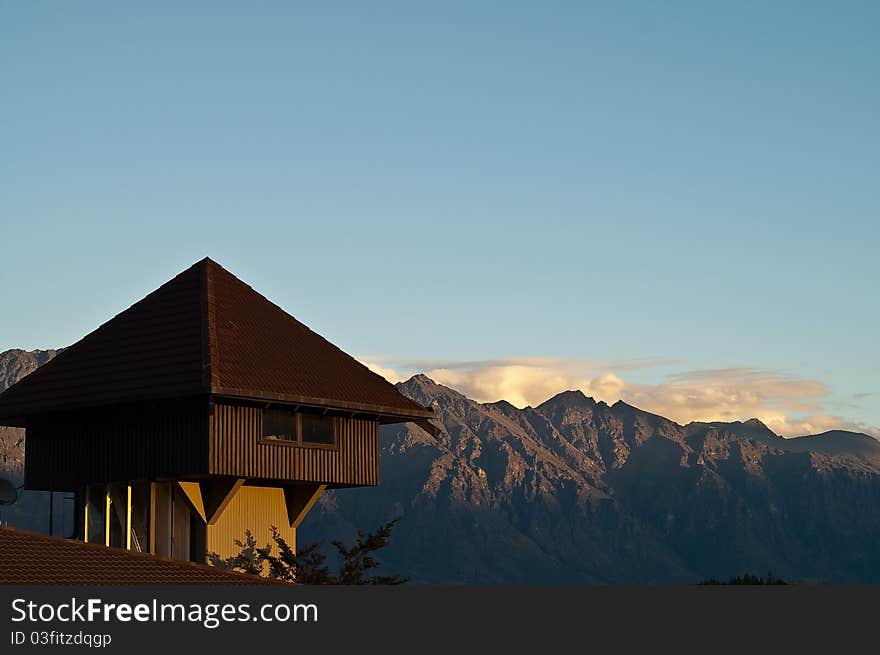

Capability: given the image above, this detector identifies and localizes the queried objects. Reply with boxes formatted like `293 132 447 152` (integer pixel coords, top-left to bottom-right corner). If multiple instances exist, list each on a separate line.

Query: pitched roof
0 526 281 585
0 258 433 424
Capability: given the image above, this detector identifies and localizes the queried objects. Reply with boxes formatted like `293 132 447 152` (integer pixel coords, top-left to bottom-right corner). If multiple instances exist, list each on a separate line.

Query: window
262 408 335 446
300 412 335 445
263 408 298 441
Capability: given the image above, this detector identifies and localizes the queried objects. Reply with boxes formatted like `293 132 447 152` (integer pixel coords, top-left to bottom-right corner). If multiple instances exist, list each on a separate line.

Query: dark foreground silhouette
699 571 788 585
208 518 406 584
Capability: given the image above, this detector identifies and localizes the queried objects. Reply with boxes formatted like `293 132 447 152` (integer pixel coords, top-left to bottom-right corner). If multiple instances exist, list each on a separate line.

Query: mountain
0 349 59 393
0 350 64 533
0 349 59 475
686 419 880 465
299 374 880 583
3 349 880 582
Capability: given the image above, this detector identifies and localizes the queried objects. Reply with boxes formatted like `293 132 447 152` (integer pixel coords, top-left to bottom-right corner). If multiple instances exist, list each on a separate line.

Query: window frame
259 407 338 450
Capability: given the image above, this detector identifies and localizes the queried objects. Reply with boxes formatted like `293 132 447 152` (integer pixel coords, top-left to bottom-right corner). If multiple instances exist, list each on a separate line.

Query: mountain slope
301 376 693 582
300 375 880 583
0 349 63 533
686 419 880 467
3 350 880 582
0 349 59 475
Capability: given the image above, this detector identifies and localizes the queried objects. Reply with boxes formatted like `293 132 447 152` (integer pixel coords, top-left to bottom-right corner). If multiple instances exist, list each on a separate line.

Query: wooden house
0 258 436 563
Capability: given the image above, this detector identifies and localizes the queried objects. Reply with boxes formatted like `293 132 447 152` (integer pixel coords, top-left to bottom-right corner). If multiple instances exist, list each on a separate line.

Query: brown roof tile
0 258 432 424
0 526 281 585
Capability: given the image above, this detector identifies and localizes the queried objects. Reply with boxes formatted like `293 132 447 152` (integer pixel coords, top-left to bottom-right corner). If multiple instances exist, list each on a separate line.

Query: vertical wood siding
204 485 296 560
25 402 209 491
24 399 380 490
209 402 379 486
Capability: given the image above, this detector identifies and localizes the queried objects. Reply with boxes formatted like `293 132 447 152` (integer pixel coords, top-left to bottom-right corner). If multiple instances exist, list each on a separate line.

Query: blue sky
1 2 877 435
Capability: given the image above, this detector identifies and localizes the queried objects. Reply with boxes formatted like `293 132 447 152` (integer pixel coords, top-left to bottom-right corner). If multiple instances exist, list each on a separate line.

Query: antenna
0 477 20 506
0 477 22 526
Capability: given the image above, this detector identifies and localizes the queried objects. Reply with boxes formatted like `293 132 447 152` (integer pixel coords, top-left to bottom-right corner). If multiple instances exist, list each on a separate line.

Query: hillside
3 349 880 582
299 375 880 583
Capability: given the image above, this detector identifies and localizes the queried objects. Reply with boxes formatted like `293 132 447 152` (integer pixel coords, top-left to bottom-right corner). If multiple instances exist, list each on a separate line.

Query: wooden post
104 487 111 547
125 484 132 550
83 486 90 543
149 482 157 555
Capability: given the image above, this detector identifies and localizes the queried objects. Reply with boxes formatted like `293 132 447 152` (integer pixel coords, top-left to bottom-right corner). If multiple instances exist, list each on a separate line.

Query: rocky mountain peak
3 347 880 583
0 348 60 392
301 374 880 583
536 388 597 412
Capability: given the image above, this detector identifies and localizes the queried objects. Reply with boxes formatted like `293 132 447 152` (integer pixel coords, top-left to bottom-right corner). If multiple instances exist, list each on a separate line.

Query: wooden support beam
125 484 132 551
149 483 157 555
414 418 442 437
202 478 245 525
177 481 206 523
104 487 111 547
83 486 89 543
283 483 326 528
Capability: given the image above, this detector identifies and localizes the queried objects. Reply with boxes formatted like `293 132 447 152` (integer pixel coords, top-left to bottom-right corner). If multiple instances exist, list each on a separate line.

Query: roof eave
0 414 26 428
210 385 435 422
0 386 211 424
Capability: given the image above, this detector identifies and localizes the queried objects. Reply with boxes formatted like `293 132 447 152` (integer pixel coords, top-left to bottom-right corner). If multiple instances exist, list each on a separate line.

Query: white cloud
360 356 880 438
427 365 623 409
623 369 878 437
362 360 405 384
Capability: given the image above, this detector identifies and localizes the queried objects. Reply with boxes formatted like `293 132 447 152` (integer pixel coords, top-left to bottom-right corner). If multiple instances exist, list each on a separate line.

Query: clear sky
1 2 878 436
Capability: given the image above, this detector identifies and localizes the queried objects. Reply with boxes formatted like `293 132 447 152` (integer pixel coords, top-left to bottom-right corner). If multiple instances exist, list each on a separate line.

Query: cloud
359 356 880 439
428 366 626 410
391 356 671 373
362 360 405 384
623 369 880 437
625 368 827 422
361 356 624 408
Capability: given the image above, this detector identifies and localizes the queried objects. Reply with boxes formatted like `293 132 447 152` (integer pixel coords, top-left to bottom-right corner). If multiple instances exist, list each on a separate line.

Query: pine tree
208 518 406 584
331 518 406 585
258 526 333 584
207 530 268 576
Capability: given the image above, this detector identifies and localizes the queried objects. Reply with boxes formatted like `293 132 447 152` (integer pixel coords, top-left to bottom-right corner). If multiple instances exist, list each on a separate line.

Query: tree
208 518 406 584
698 571 788 585
207 531 266 576
259 526 332 584
332 518 406 585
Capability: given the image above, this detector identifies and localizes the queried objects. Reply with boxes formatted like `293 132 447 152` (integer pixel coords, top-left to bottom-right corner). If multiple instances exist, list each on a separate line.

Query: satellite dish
0 477 20 505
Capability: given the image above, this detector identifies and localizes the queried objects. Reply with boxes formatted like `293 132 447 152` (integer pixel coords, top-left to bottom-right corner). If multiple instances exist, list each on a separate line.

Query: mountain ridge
2 352 875 446
299 373 880 583
2 350 880 582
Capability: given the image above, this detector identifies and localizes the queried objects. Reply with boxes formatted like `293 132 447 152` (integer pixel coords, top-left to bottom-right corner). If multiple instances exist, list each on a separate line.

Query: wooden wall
24 398 381 490
25 401 209 491
203 485 296 560
209 402 380 487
